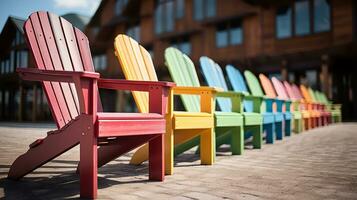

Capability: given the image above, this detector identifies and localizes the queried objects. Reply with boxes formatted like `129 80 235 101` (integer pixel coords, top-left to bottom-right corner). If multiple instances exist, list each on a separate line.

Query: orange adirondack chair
300 85 322 128
8 11 174 199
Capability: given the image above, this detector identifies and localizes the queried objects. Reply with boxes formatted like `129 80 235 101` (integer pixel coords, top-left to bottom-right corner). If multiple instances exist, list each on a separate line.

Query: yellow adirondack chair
114 34 218 175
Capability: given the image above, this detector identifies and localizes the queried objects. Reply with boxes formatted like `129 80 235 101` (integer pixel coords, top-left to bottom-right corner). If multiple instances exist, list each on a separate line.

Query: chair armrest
172 86 222 114
172 86 223 95
98 78 175 92
216 91 244 113
275 98 284 112
17 68 101 116
284 99 292 112
244 94 263 113
263 96 275 112
291 100 300 112
98 78 175 115
17 68 100 82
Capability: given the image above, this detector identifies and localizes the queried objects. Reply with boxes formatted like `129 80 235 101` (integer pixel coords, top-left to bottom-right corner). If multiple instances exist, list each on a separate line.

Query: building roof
61 13 90 31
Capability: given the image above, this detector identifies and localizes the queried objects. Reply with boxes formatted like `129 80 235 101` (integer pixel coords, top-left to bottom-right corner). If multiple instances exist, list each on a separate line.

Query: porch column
18 84 23 121
281 60 288 81
320 54 330 97
116 90 125 112
32 84 37 122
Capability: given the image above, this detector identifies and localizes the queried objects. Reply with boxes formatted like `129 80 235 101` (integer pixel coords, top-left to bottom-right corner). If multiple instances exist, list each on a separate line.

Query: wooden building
0 14 90 121
85 0 357 121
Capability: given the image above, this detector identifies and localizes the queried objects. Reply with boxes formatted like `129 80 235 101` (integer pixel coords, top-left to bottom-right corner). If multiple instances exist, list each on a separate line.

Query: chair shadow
0 159 156 200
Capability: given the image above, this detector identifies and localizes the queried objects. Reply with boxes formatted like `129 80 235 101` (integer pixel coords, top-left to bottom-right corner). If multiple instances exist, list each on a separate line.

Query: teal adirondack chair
226 65 277 143
199 56 263 144
165 47 262 157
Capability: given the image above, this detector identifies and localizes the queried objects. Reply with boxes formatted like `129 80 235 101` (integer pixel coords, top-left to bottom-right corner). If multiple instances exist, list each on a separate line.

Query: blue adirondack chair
226 65 282 143
199 57 263 143
200 56 263 145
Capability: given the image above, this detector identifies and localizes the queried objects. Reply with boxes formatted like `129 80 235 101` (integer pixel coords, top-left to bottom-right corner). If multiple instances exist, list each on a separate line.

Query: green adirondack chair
244 70 284 140
308 88 331 125
199 56 263 145
317 91 342 123
165 47 262 156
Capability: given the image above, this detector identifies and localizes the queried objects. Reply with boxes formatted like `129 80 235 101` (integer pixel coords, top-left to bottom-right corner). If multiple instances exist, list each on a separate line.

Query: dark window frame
215 20 243 48
170 36 192 55
193 0 216 21
275 0 332 40
154 0 186 35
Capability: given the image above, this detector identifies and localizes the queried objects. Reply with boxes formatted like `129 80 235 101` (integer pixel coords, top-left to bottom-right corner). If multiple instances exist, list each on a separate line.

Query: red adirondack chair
7 11 174 199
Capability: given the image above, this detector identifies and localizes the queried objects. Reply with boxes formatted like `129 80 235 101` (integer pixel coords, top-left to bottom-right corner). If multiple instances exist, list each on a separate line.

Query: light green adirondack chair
317 91 342 123
165 47 262 156
244 71 285 140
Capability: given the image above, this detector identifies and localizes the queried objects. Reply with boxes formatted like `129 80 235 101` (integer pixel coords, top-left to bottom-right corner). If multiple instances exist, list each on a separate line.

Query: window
171 37 191 55
216 30 228 48
194 0 216 21
276 6 292 38
276 0 331 39
17 50 28 68
126 25 140 42
295 0 310 36
9 51 15 73
175 0 185 19
5 60 10 73
4 91 9 107
216 21 243 48
93 54 107 71
155 0 175 34
0 61 3 74
115 0 128 16
314 0 330 32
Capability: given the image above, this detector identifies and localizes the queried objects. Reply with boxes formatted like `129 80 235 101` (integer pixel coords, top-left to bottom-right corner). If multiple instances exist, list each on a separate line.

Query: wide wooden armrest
17 68 100 82
244 94 263 113
216 91 244 113
172 86 223 95
216 91 244 98
98 78 175 92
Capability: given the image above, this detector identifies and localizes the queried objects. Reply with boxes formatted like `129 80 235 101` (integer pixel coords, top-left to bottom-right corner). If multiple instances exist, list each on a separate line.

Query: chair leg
149 134 164 181
230 126 244 155
285 119 291 136
80 133 98 199
200 128 215 165
165 127 174 175
264 123 274 144
275 122 283 140
252 125 263 149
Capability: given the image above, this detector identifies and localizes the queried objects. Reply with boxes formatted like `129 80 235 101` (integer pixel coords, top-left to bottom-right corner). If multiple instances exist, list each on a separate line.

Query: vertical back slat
24 18 65 128
48 13 80 118
36 12 73 124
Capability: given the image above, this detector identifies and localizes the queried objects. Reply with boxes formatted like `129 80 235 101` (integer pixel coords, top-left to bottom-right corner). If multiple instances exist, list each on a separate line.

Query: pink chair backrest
271 77 289 100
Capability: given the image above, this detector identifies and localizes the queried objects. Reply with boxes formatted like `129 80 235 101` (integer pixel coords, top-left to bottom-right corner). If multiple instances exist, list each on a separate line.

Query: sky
0 0 101 30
